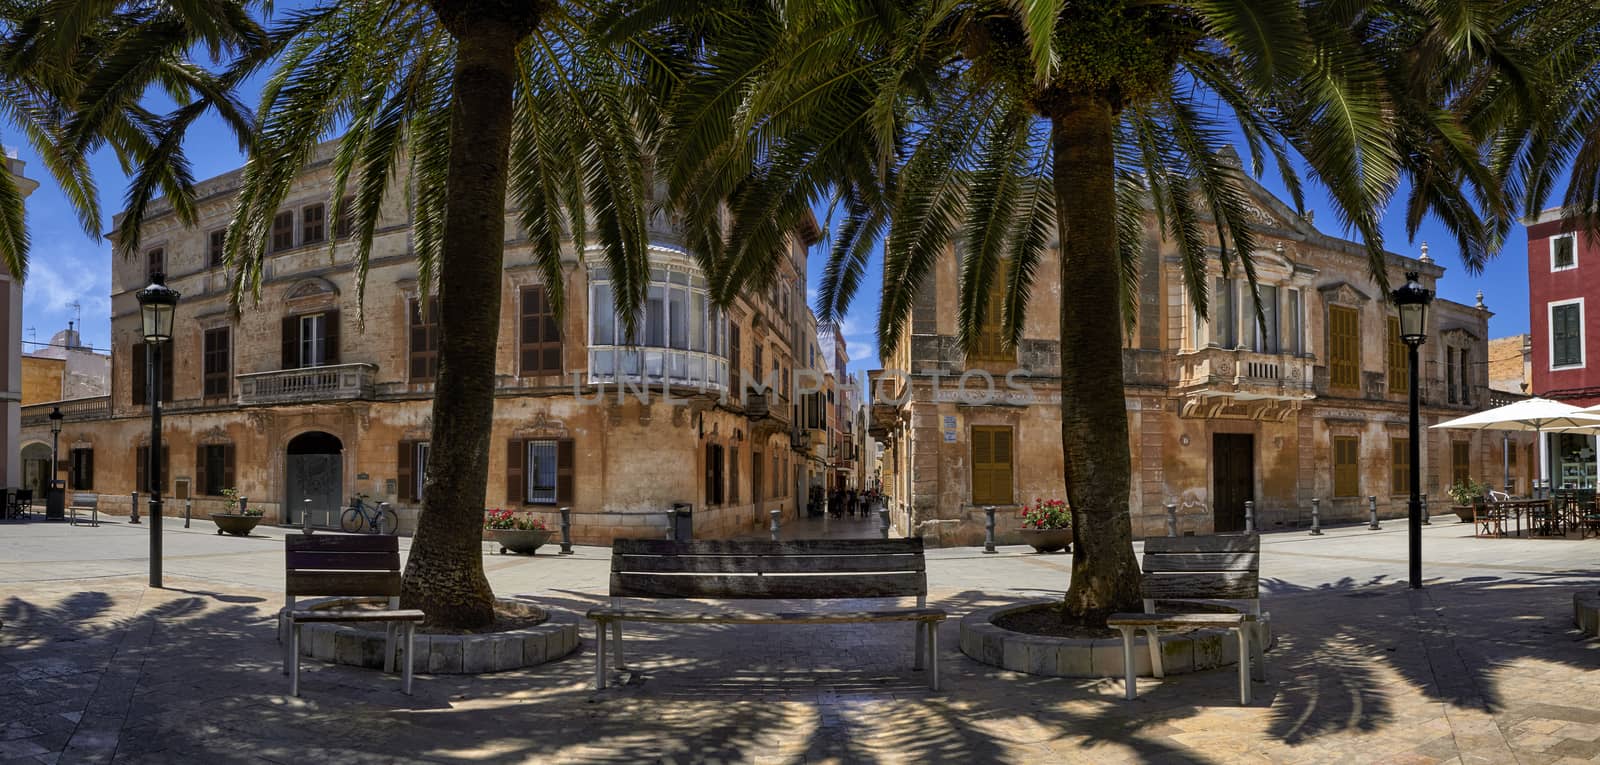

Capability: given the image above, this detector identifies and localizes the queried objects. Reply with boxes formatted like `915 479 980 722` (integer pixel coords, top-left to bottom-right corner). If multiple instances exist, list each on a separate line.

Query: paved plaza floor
0 513 1596 764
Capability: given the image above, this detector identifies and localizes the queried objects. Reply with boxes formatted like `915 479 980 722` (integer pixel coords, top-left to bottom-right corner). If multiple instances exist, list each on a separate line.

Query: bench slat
1142 552 1259 573
286 551 400 571
586 607 945 624
1142 535 1258 554
1106 612 1246 627
288 608 425 623
610 572 925 599
1140 571 1258 600
613 538 924 557
613 553 923 574
287 571 402 597
286 533 398 553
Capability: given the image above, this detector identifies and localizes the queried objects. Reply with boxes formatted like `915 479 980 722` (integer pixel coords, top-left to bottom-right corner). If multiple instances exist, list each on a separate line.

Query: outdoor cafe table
1476 499 1546 538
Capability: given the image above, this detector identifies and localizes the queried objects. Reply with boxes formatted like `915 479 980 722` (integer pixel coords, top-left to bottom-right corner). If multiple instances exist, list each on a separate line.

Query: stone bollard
1165 503 1178 537
559 506 574 554
878 507 890 539
184 499 191 529
666 510 676 541
301 501 313 535
1310 497 1323 535
770 509 782 541
982 506 997 554
1244 500 1256 534
1368 495 1381 530
131 491 140 524
1421 493 1430 525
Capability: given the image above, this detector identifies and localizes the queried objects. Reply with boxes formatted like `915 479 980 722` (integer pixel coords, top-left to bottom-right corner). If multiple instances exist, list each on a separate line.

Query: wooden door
1212 433 1254 532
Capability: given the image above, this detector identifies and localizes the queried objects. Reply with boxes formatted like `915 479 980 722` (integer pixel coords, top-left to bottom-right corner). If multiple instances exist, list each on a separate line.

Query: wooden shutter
398 441 416 502
506 439 524 505
519 286 562 376
282 316 300 369
1387 317 1408 393
971 429 992 504
222 445 235 494
131 343 147 405
195 445 208 497
1333 436 1359 497
1329 306 1359 389
160 348 174 403
556 439 574 504
80 449 94 490
409 301 439 382
323 309 341 364
992 428 1013 504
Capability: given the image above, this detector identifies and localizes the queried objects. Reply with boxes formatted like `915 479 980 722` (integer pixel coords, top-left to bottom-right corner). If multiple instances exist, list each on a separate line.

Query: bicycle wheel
379 508 399 535
339 507 365 533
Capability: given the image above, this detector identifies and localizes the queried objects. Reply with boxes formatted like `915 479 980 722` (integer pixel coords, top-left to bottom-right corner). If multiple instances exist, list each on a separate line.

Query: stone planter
1451 505 1475 523
959 600 1271 678
282 596 581 674
489 528 553 555
210 513 264 536
1019 527 1072 553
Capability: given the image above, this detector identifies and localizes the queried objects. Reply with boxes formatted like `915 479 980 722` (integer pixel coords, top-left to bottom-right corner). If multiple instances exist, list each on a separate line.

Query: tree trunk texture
401 9 533 628
1051 96 1144 625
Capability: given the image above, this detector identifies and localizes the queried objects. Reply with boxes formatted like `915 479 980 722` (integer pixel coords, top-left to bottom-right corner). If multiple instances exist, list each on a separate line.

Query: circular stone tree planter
489 528 553 555
1576 593 1599 637
959 600 1273 678
283 596 580 674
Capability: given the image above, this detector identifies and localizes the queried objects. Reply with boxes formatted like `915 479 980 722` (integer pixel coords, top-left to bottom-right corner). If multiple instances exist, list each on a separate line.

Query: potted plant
1018 498 1073 553
1447 479 1491 523
211 488 264 536
484 509 552 555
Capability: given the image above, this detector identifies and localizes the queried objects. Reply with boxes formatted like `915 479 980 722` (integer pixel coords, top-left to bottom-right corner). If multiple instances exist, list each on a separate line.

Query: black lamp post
1391 270 1434 590
48 405 62 488
136 272 179 589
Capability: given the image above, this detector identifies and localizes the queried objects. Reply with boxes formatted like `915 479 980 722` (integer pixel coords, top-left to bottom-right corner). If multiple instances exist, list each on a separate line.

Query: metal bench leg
611 621 624 670
1118 626 1137 700
913 622 925 670
279 612 289 675
289 623 302 697
1236 627 1251 705
1145 627 1163 678
402 622 415 695
927 622 940 691
384 623 397 674
593 620 607 690
1251 619 1268 683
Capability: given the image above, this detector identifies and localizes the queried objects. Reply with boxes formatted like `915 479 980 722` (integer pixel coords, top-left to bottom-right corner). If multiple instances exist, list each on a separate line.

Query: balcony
1174 347 1315 401
22 396 111 427
587 347 729 393
237 363 377 406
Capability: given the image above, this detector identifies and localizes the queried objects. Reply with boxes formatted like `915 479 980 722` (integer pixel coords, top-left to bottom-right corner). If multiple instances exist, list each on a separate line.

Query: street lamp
1391 270 1434 590
48 406 62 513
136 272 180 589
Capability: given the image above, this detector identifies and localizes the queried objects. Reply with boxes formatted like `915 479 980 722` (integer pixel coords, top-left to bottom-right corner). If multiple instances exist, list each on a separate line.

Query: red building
1526 208 1600 488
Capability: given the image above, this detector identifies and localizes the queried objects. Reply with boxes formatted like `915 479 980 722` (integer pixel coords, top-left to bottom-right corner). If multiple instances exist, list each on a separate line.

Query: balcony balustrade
1175 347 1315 400
22 396 111 426
237 363 377 406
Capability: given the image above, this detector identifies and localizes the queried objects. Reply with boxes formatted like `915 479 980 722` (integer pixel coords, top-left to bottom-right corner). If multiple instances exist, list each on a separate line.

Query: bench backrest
285 534 402 607
609 538 927 600
71 493 97 508
1140 534 1260 614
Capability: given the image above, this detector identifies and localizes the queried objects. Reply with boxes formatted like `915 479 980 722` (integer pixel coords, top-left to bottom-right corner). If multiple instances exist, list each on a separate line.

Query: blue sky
9 49 1536 374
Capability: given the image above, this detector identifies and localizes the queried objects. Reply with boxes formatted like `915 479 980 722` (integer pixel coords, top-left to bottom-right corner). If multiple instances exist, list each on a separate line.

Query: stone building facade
19 143 823 542
873 176 1535 545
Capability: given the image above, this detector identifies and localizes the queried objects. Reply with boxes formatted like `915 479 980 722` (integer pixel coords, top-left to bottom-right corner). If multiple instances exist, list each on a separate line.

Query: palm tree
665 1 1518 623
222 0 661 628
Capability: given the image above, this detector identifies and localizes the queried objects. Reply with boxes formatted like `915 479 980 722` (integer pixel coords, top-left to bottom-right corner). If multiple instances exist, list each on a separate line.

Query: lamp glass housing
135 273 181 343
1390 271 1434 345
48 406 62 435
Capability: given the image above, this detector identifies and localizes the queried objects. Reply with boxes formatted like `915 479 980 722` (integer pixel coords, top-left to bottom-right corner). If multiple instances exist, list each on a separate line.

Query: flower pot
1452 505 1475 523
211 513 264 537
489 528 552 555
1019 527 1072 553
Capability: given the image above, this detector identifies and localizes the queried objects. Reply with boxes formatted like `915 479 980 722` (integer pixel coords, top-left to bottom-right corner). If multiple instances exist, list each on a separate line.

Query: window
398 440 429 502
281 311 339 369
1391 437 1410 495
519 285 562 376
706 443 724 506
971 426 1014 505
1552 233 1577 271
1286 289 1303 355
69 448 93 490
1447 347 1460 403
729 446 740 504
202 327 231 399
771 453 780 499
194 444 235 497
587 267 726 387
134 445 169 494
1216 278 1237 348
130 342 174 405
1387 317 1408 394
730 323 742 393
1252 285 1279 354
336 195 355 239
208 230 226 268
301 203 326 245
1459 347 1471 406
1551 300 1584 369
1328 305 1360 390
408 299 440 382
271 211 295 252
972 263 1013 362
1452 441 1471 486
1332 436 1359 497
146 247 164 279
505 438 573 505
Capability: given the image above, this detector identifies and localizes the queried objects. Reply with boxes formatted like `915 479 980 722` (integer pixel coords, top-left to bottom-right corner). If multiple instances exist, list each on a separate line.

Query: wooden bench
1107 534 1266 704
280 533 425 696
587 538 947 690
68 493 99 526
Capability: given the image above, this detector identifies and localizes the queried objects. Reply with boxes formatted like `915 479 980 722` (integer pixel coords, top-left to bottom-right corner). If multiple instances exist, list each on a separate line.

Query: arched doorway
286 431 343 527
20 443 52 497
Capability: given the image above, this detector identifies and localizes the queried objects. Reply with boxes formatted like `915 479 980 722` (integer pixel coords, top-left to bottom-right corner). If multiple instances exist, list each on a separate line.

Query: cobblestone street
1 516 1596 764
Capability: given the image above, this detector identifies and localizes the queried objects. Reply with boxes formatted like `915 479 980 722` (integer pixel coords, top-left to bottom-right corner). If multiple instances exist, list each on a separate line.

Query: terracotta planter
1019 527 1072 553
489 528 552 555
211 513 264 537
1452 505 1475 523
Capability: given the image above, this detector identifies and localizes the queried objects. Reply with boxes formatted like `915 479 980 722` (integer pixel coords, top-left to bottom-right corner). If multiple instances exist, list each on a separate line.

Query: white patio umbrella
1432 397 1600 489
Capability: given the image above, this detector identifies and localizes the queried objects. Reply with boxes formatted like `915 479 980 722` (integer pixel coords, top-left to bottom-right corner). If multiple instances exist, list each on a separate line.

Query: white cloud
22 241 112 349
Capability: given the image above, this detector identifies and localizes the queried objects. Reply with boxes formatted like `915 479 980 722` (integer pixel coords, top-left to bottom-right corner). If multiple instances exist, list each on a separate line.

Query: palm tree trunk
1051 95 1143 625
401 10 533 628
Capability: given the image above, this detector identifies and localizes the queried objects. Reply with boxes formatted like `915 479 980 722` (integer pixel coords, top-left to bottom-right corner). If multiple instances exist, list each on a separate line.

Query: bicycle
340 493 398 535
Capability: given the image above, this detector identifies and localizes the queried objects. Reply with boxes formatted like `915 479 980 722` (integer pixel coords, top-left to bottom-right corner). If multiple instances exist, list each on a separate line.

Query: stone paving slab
0 516 1597 762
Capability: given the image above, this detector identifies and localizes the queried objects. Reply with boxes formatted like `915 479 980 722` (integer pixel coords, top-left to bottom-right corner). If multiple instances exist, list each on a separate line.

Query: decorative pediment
512 410 569 439
1441 326 1481 343
1317 281 1372 305
1178 395 1298 422
196 426 232 445
286 278 338 300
